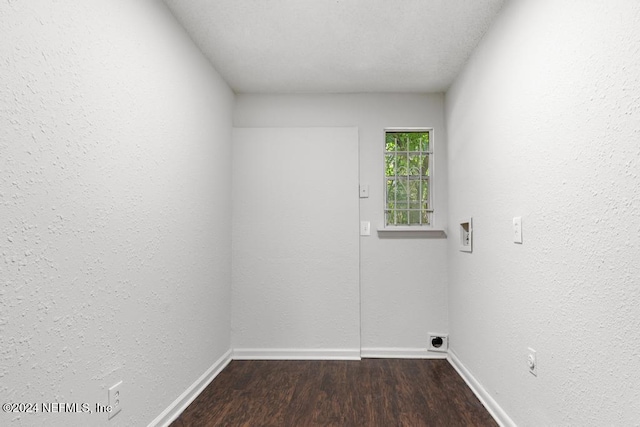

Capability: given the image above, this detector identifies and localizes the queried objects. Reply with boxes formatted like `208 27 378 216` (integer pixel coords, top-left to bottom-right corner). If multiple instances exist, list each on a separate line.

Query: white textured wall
234 94 449 352
232 127 360 356
446 0 640 425
0 1 234 426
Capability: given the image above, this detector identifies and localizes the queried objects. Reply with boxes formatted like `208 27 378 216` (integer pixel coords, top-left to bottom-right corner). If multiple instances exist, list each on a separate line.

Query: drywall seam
360 348 447 359
147 349 233 427
232 349 361 360
447 350 516 427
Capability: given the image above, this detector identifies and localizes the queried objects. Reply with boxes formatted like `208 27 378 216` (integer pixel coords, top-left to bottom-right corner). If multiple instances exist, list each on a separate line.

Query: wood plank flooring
171 359 498 427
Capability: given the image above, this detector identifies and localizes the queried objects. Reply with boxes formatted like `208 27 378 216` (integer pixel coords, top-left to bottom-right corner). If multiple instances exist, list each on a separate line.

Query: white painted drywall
231 127 360 356
446 0 640 425
234 95 449 353
0 1 234 425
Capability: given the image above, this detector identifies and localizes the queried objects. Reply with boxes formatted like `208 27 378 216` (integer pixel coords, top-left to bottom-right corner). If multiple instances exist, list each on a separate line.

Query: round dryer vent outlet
428 333 448 353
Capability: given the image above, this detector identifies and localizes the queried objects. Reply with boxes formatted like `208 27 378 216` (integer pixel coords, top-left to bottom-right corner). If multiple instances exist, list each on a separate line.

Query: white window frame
379 127 443 234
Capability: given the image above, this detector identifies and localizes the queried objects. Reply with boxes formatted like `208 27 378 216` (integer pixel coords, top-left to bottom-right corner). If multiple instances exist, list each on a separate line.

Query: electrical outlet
527 348 537 376
108 381 123 420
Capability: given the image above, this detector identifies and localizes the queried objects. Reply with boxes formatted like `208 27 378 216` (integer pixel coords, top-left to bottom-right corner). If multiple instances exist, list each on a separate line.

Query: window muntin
384 130 432 226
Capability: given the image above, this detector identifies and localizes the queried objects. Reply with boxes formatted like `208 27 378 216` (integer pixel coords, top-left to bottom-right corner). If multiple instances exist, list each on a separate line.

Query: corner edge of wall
148 348 233 427
447 349 517 427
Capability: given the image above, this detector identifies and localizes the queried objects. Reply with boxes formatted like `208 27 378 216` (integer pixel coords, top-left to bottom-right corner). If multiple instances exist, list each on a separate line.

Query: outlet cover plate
513 216 523 243
428 333 449 352
459 218 472 252
108 381 123 420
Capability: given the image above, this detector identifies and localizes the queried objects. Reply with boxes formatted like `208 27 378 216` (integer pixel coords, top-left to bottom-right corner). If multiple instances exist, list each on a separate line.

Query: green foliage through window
385 131 431 225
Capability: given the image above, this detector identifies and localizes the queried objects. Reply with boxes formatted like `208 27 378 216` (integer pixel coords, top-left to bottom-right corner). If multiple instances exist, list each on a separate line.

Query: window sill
376 226 447 238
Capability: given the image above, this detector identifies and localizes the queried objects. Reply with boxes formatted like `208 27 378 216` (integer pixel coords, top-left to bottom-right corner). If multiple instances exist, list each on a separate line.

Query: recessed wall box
459 218 472 252
428 333 449 352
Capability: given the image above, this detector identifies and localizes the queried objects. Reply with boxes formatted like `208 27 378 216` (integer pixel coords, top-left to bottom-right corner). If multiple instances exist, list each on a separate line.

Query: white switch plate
359 184 369 198
513 216 522 243
360 221 371 236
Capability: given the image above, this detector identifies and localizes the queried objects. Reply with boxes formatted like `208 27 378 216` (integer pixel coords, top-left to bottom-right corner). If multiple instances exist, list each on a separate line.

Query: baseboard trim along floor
360 347 447 359
148 349 232 427
232 348 361 360
151 348 512 427
170 357 499 426
447 349 516 427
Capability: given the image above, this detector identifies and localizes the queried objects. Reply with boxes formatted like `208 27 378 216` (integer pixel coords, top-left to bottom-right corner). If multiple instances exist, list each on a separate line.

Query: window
384 129 432 226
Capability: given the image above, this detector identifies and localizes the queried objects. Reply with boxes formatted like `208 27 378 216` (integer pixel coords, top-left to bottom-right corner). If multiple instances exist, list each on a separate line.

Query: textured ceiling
163 0 506 93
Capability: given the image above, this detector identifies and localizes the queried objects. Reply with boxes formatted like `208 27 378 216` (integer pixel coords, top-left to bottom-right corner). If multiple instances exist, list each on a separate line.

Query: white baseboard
360 347 447 359
233 348 361 360
447 349 516 427
150 347 512 427
148 348 232 427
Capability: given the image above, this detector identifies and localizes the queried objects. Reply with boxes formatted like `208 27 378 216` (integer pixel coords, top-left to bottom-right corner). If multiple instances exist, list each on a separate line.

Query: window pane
422 180 429 209
385 155 395 176
408 133 421 151
421 210 430 225
385 133 397 152
389 210 397 225
387 132 429 152
395 201 409 211
396 134 407 151
421 133 429 151
396 154 408 175
409 180 421 208
387 179 399 204
409 210 421 224
396 210 409 225
386 180 394 207
384 130 431 227
387 209 409 225
398 179 408 201
408 154 422 175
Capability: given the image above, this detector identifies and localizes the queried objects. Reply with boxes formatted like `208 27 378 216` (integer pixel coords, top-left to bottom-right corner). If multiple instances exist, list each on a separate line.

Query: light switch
360 221 371 236
359 184 369 198
513 217 522 243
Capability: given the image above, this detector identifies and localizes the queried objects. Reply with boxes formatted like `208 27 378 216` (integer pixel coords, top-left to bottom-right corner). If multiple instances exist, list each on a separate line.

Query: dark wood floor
171 359 498 427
